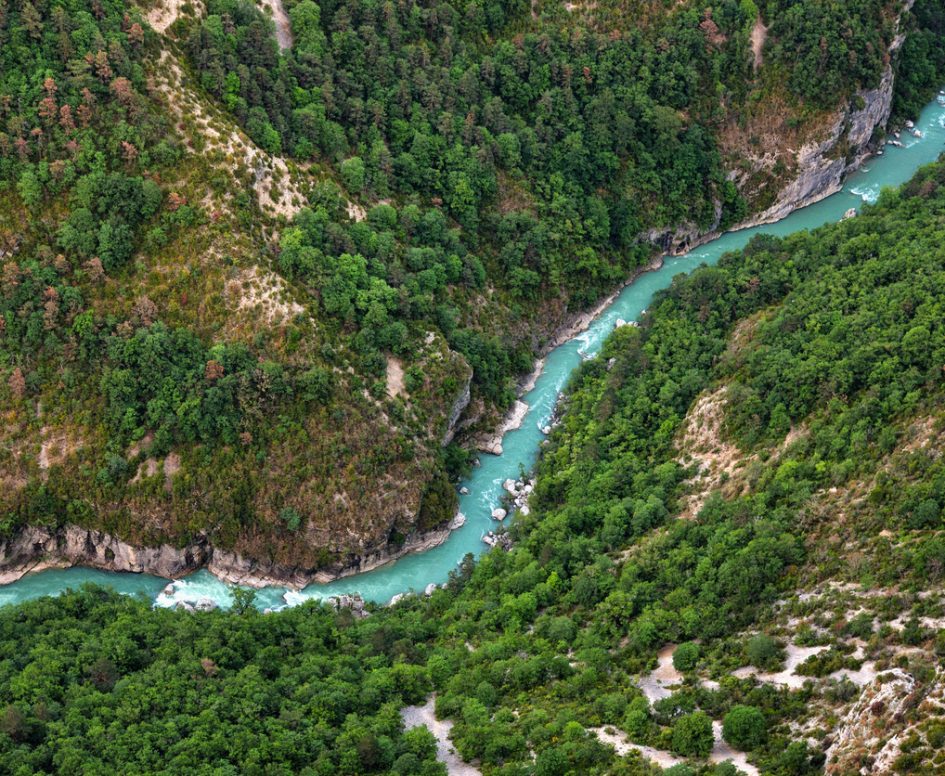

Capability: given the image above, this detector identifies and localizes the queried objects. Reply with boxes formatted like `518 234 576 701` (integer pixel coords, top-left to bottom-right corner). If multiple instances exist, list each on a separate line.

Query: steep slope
1 157 945 776
1 0 943 583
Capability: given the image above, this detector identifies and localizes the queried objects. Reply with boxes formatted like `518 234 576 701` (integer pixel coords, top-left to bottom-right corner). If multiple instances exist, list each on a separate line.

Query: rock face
740 11 911 229
0 522 452 590
442 370 472 445
476 400 529 455
0 525 210 583
825 669 917 774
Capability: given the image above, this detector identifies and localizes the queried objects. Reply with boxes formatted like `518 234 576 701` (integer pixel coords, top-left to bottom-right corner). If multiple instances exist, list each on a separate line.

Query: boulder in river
491 508 507 521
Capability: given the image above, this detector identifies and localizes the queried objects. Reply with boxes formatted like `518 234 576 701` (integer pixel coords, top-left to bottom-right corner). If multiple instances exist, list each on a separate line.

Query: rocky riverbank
0 523 451 590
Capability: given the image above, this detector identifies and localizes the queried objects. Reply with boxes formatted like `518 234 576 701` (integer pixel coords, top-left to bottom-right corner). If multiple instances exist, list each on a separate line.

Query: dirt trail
636 644 683 702
751 15 768 71
401 697 481 775
592 727 685 770
257 0 293 49
710 721 759 775
732 644 830 689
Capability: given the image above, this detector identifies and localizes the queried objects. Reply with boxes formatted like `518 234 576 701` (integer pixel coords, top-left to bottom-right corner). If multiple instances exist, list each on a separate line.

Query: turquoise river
3 95 945 611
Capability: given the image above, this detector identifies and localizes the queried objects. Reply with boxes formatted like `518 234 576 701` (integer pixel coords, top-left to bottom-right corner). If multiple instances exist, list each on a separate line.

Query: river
3 96 945 612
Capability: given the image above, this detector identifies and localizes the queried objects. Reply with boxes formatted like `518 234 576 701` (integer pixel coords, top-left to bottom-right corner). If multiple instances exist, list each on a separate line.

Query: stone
459 486 469 495
424 583 437 596
449 513 466 530
491 508 507 521
737 17 910 230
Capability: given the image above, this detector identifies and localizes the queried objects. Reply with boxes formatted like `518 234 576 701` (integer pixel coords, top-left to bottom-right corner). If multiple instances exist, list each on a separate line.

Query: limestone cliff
0 523 451 589
731 4 913 228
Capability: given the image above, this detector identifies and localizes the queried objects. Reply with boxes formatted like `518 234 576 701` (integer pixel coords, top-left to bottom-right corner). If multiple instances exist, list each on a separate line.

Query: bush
671 711 714 757
722 705 767 750
673 642 700 672
340 157 366 193
279 507 302 532
746 634 782 670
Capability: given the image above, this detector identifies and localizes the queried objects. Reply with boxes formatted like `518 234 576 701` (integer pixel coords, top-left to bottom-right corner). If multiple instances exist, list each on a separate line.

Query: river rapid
3 96 945 612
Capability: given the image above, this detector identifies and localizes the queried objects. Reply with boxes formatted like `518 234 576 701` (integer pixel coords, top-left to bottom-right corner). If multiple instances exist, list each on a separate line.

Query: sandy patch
676 387 746 519
131 458 161 484
346 201 366 222
163 453 181 492
37 426 82 476
750 15 767 71
401 697 480 775
227 266 305 325
592 727 684 769
146 0 200 33
256 0 293 49
637 644 684 703
148 50 305 219
386 357 406 399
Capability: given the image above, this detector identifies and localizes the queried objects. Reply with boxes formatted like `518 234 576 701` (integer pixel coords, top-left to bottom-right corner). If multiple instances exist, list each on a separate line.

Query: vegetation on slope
3 157 945 773
1 0 943 573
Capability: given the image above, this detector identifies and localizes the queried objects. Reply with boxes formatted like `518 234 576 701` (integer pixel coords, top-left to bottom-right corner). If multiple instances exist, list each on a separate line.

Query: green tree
672 642 700 672
722 705 767 750
341 157 367 193
746 634 781 670
671 711 714 757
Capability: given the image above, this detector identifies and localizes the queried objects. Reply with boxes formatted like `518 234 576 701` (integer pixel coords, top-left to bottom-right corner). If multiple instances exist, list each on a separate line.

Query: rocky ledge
735 3 913 229
0 523 451 590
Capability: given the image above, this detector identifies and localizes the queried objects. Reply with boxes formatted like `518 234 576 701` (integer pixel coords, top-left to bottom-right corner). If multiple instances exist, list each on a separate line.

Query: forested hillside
1 0 943 579
3 158 945 774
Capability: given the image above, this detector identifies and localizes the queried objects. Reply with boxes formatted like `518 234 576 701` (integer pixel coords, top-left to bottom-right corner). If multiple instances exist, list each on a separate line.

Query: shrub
279 507 302 532
722 705 767 750
746 634 782 670
673 642 700 672
671 711 714 757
